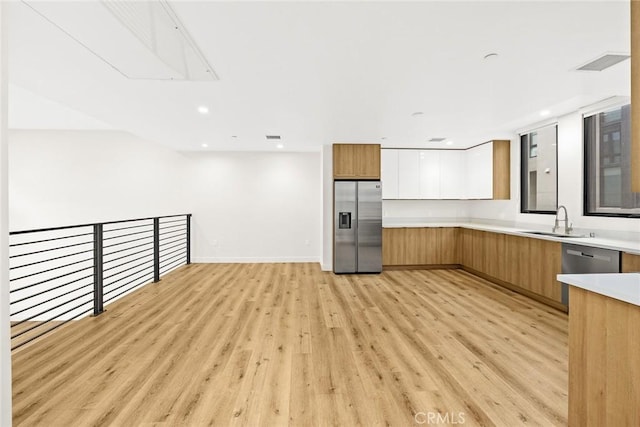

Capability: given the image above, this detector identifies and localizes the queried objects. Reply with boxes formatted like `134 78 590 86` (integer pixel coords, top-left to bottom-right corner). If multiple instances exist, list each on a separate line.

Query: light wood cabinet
622 252 640 272
459 229 562 306
569 286 640 426
382 227 459 266
492 140 511 200
632 0 639 192
333 143 380 179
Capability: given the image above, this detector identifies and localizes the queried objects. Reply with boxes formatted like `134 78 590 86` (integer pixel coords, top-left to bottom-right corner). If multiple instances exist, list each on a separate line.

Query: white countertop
382 220 640 255
557 273 640 307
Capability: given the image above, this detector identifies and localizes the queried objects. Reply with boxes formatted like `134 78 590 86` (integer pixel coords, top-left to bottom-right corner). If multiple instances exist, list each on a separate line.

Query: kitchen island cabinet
558 273 640 426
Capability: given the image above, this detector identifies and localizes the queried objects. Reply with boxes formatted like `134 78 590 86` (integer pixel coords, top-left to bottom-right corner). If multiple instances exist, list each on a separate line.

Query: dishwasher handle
566 249 610 262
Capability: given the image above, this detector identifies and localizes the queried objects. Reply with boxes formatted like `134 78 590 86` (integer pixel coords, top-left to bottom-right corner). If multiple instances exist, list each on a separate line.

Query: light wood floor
12 263 568 426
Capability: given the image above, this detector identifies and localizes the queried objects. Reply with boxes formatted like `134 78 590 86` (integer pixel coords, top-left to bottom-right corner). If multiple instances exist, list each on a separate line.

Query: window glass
520 124 557 214
584 104 640 217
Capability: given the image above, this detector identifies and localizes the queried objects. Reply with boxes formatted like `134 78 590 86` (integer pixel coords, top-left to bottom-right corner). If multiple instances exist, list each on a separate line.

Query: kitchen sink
520 230 588 238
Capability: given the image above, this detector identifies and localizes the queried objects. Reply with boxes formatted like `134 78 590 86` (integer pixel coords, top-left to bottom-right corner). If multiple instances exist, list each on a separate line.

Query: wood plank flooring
12 263 568 426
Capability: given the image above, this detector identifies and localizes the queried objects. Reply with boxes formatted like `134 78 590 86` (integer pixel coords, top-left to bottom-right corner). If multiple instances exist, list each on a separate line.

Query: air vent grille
266 135 281 140
576 54 630 72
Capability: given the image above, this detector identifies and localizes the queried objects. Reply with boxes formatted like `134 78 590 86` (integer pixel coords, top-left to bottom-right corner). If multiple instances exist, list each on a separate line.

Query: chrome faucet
553 205 573 234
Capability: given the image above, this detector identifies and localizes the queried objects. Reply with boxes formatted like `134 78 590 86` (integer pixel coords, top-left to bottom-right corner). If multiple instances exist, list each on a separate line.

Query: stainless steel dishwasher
561 243 620 305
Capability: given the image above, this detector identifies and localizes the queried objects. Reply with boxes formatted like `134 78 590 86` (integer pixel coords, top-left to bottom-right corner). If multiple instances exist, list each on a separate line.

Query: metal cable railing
9 214 191 350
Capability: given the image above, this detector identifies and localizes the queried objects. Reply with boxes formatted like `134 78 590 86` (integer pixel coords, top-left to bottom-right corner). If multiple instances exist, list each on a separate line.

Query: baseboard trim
192 257 321 264
383 264 461 271
461 266 568 313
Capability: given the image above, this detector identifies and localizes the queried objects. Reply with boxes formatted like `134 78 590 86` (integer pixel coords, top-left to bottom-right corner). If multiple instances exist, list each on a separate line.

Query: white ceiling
7 0 631 151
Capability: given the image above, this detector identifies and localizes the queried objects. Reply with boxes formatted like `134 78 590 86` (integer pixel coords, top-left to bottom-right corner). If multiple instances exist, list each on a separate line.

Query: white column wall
1 2 13 424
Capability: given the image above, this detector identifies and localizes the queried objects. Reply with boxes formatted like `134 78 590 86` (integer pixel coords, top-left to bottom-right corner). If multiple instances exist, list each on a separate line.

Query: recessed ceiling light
381 137 387 140
411 112 424 117
231 135 238 139
540 110 550 117
446 141 454 146
483 53 499 60
197 105 209 114
428 137 446 143
276 143 284 149
201 143 208 148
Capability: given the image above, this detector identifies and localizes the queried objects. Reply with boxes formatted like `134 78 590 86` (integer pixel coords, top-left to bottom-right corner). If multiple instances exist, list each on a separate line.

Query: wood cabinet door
355 144 381 179
333 144 356 178
622 252 640 272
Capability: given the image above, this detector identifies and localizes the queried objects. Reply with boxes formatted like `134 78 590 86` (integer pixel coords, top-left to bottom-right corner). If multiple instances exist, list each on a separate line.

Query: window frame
520 124 558 215
583 103 640 219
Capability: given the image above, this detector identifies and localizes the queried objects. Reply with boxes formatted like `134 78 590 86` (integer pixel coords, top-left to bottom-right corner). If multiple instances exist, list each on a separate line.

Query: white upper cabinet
466 142 493 199
381 149 399 199
398 150 420 199
380 141 507 200
418 150 441 199
439 150 466 199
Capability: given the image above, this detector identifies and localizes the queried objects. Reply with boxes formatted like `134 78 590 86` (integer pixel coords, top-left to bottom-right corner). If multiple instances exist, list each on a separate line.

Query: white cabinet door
381 149 399 199
466 142 493 199
439 150 466 199
398 150 420 199
419 150 440 199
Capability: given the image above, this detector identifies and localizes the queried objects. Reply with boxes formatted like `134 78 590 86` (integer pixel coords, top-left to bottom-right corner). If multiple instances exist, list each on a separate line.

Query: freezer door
357 181 382 273
334 181 357 273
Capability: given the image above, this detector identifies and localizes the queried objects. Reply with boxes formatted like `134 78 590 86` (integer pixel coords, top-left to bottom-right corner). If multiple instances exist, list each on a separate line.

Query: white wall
184 151 321 263
9 130 191 230
383 199 470 222
9 130 323 263
1 3 12 424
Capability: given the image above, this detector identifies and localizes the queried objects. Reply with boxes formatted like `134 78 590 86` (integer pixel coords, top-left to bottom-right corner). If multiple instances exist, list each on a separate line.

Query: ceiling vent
266 135 281 140
428 137 447 142
576 53 630 72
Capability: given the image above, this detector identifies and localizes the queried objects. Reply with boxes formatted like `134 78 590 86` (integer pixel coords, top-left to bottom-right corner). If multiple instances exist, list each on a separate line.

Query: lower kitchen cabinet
622 252 640 272
382 227 459 266
459 229 562 306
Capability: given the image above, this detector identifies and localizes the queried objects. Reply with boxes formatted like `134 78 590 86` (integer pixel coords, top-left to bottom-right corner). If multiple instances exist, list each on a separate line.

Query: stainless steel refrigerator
334 181 382 273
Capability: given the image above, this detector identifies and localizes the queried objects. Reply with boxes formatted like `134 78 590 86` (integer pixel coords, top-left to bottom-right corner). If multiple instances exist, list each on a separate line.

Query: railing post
186 214 191 265
153 218 160 282
92 223 104 316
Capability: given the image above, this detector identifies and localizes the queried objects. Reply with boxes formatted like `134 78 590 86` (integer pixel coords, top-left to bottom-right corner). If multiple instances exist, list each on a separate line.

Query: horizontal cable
159 240 186 255
10 261 93 285
10 274 93 305
103 223 151 234
102 235 152 250
102 229 152 242
159 236 185 249
103 240 152 258
10 248 94 271
103 262 153 288
158 218 186 226
10 214 190 236
160 251 186 268
11 307 94 351
103 246 153 266
104 271 153 300
158 230 186 243
9 232 94 248
103 258 153 282
103 251 153 274
11 282 94 317
159 256 186 276
9 240 94 259
158 223 185 231
159 246 186 262
11 299 93 340
11 292 94 329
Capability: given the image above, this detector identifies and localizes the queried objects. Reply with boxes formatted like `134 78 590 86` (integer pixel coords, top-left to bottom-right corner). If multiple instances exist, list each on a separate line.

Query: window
584 104 640 217
520 124 557 214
